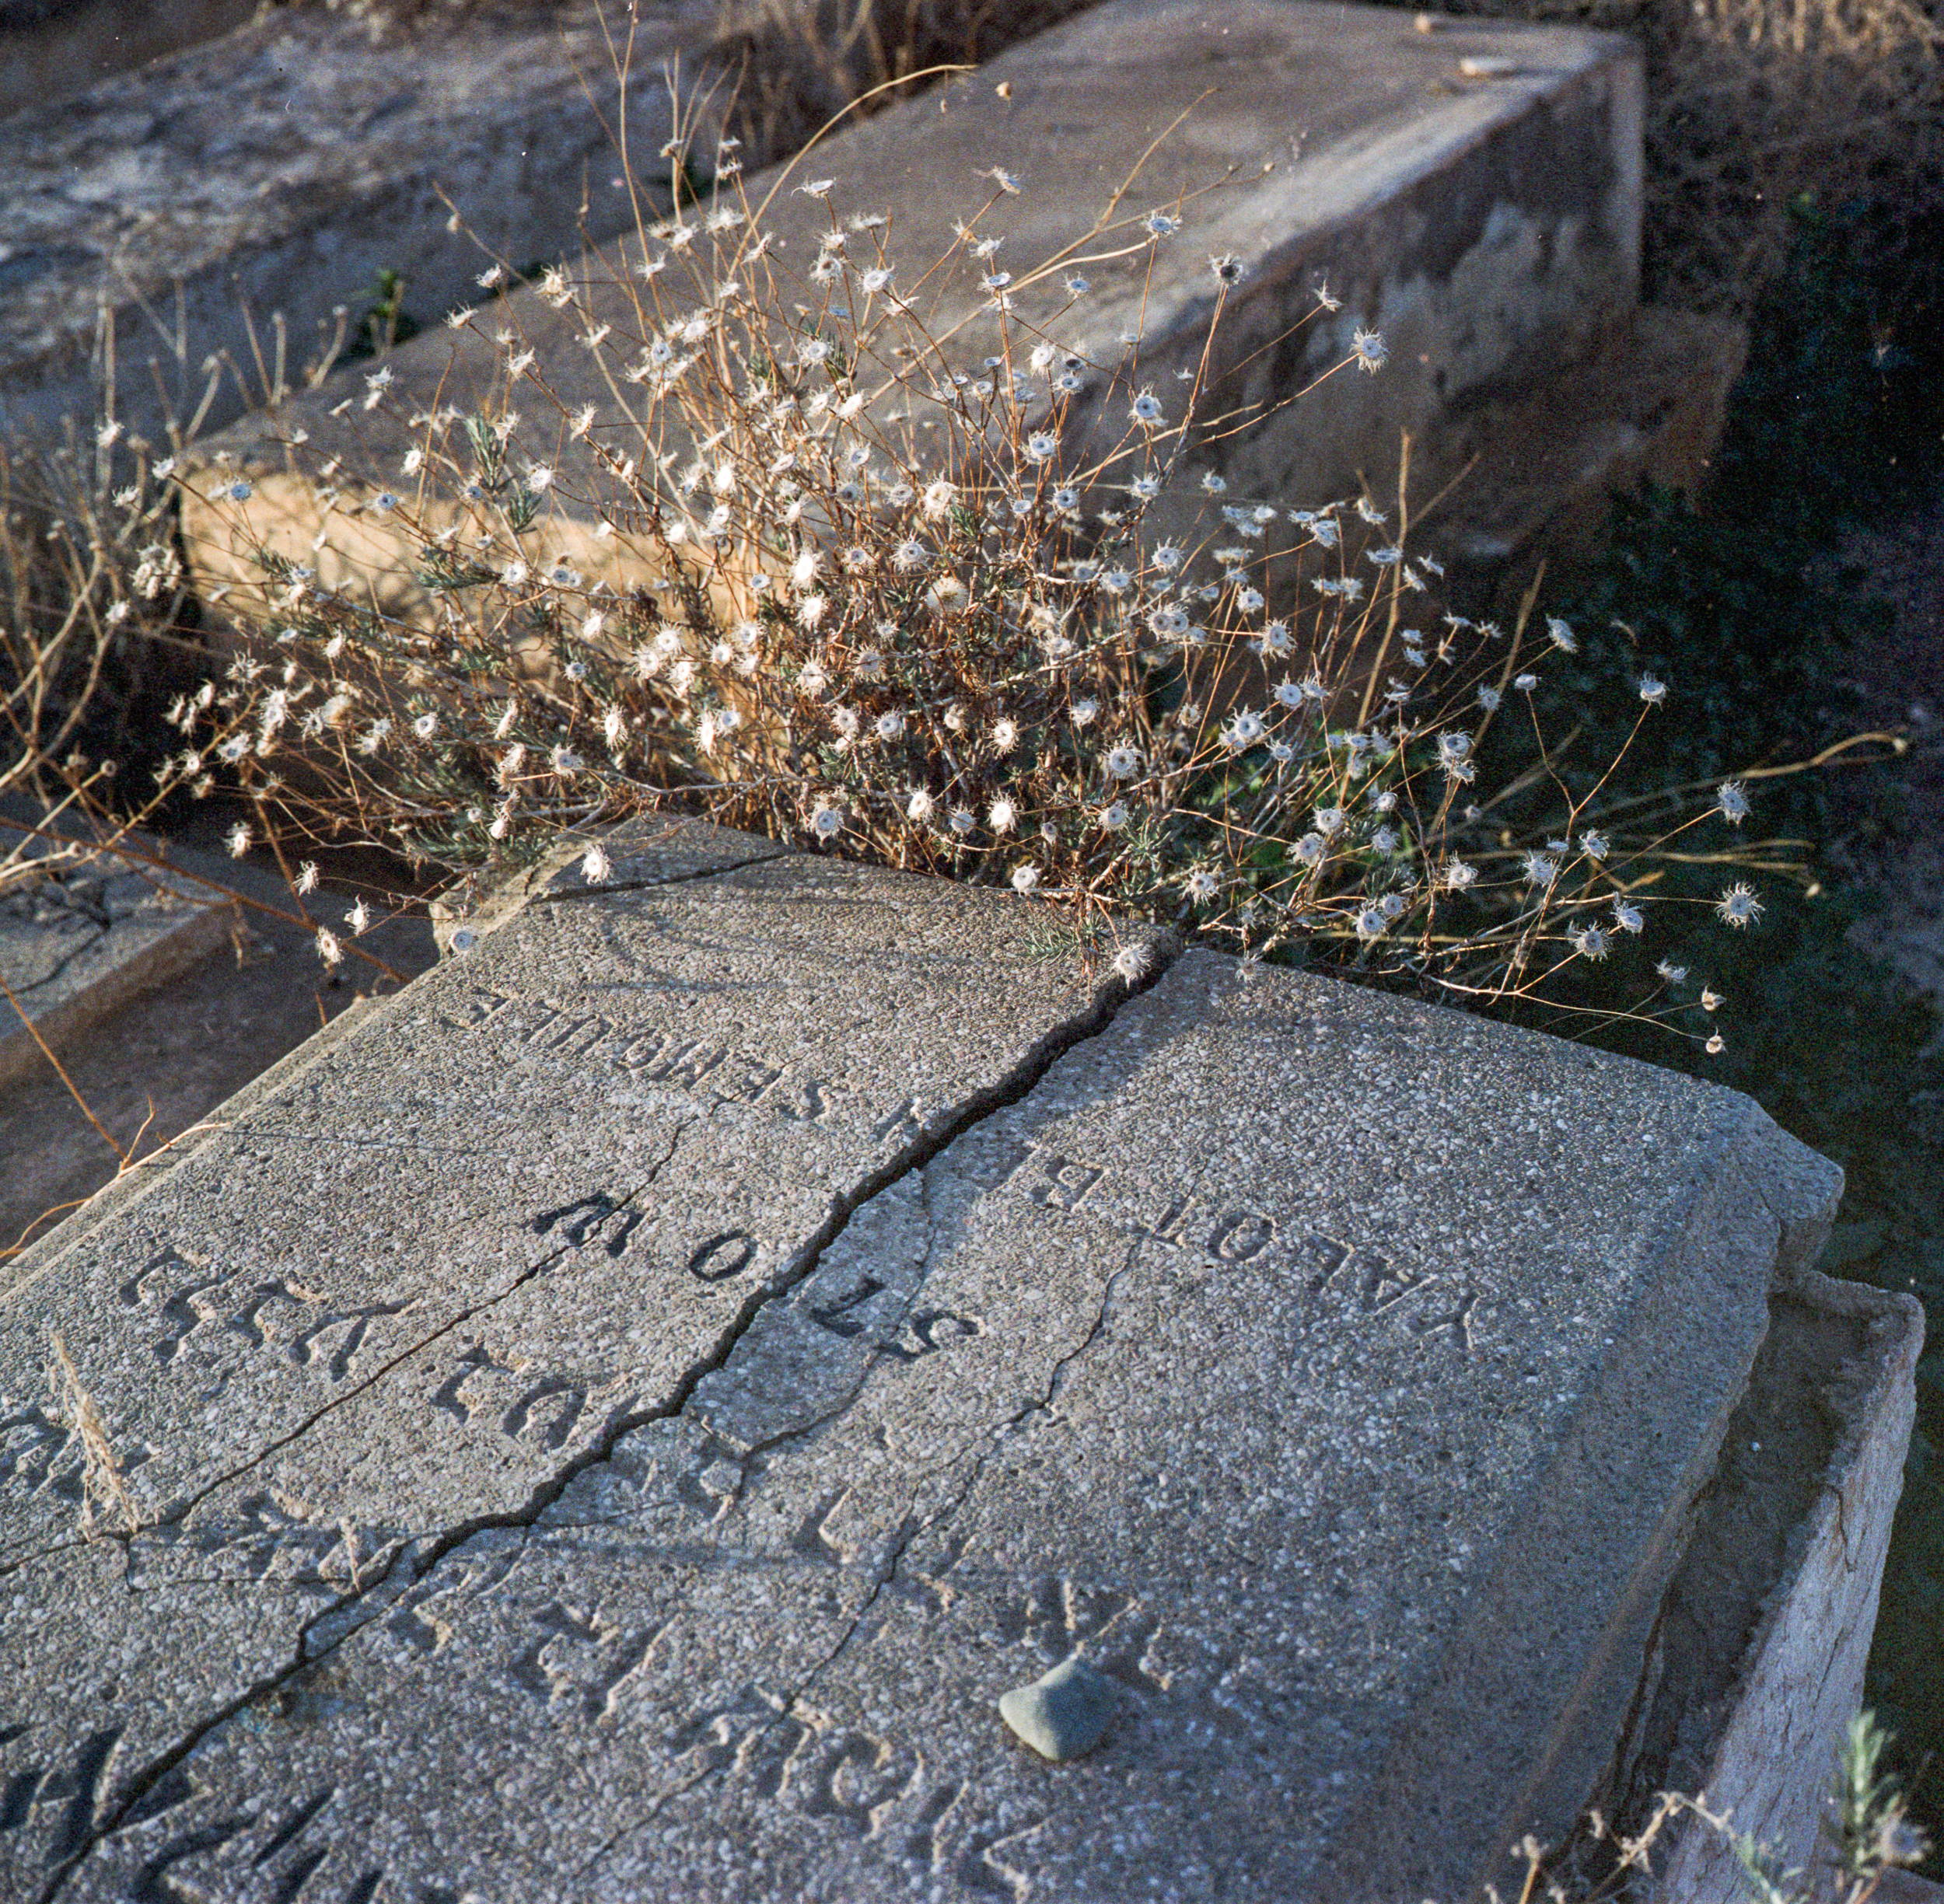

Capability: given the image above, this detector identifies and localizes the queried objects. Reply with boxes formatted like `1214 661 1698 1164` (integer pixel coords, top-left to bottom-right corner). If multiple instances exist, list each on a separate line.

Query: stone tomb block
0 0 724 451
0 825 1149 1895
3 833 1841 1902
0 812 236 1092
185 0 1644 616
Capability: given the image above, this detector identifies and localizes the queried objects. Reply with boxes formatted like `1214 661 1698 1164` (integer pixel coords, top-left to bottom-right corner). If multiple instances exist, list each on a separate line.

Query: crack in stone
37 933 1178 1898
1 1125 691 1584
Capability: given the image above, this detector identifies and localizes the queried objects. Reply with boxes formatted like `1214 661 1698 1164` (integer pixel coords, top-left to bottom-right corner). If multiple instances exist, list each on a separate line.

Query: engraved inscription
426 1343 603 1454
462 990 859 1125
996 1142 1484 1352
136 1494 386 1588
103 1779 400 1904
0 1722 122 1867
110 1251 413 1383
506 1601 668 1722
528 1192 644 1257
687 1231 757 1284
1 1398 89 1510
806 1278 983 1364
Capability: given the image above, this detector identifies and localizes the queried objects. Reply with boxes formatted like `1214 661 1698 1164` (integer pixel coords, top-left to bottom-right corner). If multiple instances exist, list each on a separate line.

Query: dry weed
47 1330 141 1538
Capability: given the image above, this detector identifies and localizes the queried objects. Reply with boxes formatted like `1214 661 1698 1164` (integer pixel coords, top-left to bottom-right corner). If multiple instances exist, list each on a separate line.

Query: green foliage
337 267 424 367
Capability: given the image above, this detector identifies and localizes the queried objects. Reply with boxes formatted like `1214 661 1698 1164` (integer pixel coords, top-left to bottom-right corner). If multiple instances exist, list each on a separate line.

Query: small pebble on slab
1000 1656 1119 1762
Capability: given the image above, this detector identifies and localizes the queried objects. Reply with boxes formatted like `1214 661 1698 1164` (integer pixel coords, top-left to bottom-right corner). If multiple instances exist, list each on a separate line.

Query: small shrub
143 100 1809 1057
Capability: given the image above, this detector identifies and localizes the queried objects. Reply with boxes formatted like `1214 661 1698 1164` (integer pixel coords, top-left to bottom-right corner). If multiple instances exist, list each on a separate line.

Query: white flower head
1715 882 1764 928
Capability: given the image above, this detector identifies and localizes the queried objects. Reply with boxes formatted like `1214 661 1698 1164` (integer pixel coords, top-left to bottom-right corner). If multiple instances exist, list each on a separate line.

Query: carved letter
688 1231 757 1284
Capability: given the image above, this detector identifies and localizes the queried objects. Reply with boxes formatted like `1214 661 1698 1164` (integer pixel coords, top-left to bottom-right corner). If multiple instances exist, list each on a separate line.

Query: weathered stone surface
1653 1271 1923 1902
0 804 439 1277
0 805 236 1091
180 0 1645 614
0 0 723 449
0 0 253 117
0 825 1151 1894
11 892 1848 1902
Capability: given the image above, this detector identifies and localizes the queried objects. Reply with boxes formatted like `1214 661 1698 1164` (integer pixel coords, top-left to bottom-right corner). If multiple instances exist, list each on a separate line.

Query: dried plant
47 1331 141 1538
138 72 1832 1057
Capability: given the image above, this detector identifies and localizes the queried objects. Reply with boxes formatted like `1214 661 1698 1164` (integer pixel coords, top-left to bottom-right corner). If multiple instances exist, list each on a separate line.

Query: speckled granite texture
1 823 1869 1903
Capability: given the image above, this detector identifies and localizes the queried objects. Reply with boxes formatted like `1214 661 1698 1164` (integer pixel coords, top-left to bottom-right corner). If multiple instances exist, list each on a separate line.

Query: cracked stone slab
0 832 1144 1896
37 949 1843 1903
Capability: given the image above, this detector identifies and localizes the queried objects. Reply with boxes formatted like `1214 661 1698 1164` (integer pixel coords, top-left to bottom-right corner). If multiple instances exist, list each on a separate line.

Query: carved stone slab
0 823 1154 1897
7 856 1843 1902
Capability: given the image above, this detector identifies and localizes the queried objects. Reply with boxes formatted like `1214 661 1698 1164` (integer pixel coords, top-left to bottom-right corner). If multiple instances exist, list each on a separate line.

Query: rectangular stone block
0 808 236 1091
181 0 1644 613
2 834 1844 1903
0 0 722 451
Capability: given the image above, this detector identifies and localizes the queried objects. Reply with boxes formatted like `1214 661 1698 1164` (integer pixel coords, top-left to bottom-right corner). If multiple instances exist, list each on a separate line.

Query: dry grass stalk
47 1330 142 1537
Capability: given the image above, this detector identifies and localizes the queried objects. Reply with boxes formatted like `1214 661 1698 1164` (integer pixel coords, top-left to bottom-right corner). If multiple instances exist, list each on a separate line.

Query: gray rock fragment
1000 1656 1118 1762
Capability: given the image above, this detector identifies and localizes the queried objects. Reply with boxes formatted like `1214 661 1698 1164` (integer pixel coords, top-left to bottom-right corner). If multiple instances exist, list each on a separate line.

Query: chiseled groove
40 936 1180 1902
